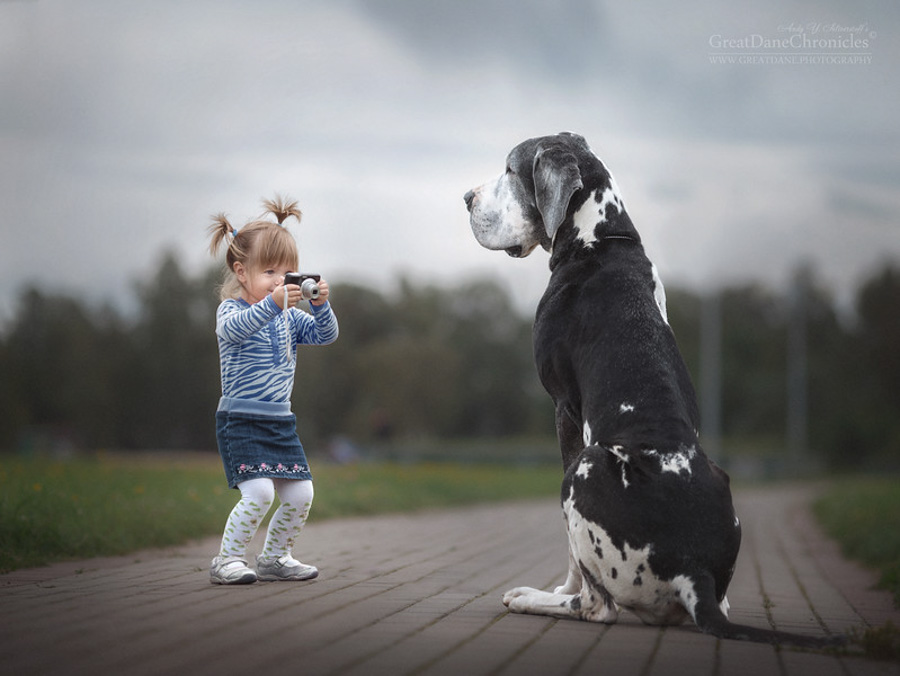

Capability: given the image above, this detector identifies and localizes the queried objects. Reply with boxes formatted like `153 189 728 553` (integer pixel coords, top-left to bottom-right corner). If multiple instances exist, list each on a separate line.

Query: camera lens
301 279 320 300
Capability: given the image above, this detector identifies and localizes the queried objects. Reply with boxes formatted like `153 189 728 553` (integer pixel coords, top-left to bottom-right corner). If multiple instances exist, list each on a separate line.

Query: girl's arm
295 301 339 346
216 297 281 343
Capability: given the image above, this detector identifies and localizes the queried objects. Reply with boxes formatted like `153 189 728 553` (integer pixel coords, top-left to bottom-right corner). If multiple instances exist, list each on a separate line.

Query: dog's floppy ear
533 145 583 241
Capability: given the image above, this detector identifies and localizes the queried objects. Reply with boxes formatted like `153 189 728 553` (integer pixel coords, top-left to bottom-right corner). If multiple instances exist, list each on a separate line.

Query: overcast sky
2 0 898 322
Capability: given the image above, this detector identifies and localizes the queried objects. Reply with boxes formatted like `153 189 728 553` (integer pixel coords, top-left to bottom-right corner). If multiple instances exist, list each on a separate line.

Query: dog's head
464 132 597 258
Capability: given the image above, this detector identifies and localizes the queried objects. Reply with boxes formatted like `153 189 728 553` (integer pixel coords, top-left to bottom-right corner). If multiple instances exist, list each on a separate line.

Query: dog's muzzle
465 186 532 258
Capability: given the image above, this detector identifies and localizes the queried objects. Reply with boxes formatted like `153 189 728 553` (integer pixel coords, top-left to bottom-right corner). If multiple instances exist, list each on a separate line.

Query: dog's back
534 234 699 461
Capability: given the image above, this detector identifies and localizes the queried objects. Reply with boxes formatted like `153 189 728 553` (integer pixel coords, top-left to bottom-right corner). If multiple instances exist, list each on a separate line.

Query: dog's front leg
554 406 585 595
503 584 619 623
556 403 583 471
554 545 583 594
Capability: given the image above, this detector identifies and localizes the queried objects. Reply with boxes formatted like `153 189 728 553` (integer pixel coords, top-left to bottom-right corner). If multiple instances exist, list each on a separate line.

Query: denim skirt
215 410 313 489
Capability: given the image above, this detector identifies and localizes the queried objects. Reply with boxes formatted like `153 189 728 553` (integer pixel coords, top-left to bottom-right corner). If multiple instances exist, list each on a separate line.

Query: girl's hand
310 278 330 306
272 281 304 310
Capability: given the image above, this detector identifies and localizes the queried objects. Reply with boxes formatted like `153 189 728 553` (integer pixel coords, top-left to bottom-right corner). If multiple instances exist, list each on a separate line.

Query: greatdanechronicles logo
708 21 876 65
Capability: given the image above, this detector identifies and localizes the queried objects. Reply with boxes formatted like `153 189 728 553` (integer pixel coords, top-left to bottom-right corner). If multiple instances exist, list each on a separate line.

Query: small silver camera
284 272 321 301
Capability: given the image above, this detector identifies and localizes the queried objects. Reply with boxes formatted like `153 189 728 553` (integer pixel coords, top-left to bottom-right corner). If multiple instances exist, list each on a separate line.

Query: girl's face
234 261 293 305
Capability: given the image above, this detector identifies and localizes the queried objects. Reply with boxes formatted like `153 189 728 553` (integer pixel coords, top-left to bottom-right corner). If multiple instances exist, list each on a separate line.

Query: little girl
207 196 338 585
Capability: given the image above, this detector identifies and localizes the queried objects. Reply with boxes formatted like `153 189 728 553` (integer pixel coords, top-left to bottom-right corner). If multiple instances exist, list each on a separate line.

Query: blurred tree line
0 252 898 469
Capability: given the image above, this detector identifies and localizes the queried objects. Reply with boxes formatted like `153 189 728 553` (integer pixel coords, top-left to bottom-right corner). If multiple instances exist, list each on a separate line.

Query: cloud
352 0 612 78
1 0 898 324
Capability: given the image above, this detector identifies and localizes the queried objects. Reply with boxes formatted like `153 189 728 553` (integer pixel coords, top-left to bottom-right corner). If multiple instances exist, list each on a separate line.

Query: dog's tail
691 575 845 649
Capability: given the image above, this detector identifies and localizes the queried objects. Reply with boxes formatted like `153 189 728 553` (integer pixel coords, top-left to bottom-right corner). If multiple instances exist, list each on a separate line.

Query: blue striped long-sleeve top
215 295 338 407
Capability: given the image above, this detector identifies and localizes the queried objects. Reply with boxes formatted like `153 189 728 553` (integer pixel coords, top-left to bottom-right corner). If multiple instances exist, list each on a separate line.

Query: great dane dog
464 132 841 647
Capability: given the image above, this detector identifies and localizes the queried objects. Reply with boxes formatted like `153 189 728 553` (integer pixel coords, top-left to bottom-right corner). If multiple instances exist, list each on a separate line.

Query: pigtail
208 212 237 257
261 194 302 225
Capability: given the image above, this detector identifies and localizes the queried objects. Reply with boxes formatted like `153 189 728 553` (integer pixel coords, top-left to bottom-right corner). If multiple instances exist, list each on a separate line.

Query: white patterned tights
217 477 314 560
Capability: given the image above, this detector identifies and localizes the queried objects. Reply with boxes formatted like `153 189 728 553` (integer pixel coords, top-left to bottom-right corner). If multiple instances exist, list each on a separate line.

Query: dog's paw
502 586 538 607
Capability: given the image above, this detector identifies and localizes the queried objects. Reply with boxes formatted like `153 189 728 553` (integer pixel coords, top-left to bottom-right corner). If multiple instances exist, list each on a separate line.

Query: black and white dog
464 132 840 647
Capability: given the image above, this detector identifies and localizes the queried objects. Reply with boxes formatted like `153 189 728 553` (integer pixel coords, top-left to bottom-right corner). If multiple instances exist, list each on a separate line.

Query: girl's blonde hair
208 196 302 300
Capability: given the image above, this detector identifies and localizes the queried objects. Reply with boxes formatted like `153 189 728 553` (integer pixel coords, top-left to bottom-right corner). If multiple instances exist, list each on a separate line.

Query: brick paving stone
1 486 899 676
573 618 664 676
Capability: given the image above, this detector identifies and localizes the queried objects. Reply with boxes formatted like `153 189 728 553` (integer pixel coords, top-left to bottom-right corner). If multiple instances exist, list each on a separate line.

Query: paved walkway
1 484 898 676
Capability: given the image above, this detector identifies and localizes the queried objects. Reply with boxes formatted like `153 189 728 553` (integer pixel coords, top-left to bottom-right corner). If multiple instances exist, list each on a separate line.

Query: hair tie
232 228 239 237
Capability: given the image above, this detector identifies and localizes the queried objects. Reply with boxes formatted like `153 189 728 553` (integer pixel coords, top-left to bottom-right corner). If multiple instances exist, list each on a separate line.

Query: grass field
0 452 562 573
813 476 900 607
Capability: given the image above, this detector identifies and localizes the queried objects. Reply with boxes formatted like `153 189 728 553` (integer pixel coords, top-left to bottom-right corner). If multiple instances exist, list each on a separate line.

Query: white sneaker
210 556 258 585
256 555 319 581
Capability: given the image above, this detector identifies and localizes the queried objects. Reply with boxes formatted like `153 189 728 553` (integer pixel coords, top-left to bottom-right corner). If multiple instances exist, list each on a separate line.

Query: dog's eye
505 165 515 175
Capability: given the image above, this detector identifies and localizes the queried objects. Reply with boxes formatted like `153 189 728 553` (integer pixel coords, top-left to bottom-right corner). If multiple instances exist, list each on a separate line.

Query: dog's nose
463 190 476 212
